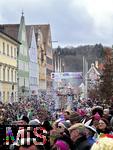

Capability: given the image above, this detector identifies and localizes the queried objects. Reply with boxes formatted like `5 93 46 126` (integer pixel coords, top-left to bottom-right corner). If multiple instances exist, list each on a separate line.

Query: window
15 92 16 99
3 68 5 81
7 69 9 81
41 48 44 63
19 60 24 70
3 42 5 54
47 68 52 76
11 70 13 82
14 48 16 58
0 42 1 54
47 56 52 65
15 70 16 82
7 92 9 101
0 66 1 80
0 91 1 101
7 44 9 56
11 46 13 57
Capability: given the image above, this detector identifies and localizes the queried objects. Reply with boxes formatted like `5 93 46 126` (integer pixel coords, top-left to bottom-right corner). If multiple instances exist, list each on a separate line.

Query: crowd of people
0 96 113 150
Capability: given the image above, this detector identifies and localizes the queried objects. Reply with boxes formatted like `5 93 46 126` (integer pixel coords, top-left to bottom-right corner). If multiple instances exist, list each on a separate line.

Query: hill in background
54 44 105 72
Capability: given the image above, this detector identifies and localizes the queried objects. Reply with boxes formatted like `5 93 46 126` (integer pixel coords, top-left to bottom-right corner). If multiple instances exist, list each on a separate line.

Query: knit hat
29 119 41 126
77 109 86 116
93 112 101 121
55 140 70 150
62 121 71 128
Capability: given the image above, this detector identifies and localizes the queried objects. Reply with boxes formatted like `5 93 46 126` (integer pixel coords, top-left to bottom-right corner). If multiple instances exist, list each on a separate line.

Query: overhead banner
51 72 83 80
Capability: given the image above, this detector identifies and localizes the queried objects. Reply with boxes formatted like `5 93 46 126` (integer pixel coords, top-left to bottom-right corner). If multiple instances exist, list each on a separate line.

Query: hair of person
68 123 86 135
91 137 113 150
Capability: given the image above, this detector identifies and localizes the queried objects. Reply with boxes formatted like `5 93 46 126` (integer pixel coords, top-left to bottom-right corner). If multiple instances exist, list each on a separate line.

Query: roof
26 26 33 48
27 24 50 47
87 63 100 76
0 24 51 48
0 24 19 40
0 30 20 44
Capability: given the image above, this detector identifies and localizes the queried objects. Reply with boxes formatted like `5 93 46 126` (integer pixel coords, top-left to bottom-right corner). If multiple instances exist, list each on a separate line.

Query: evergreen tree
99 48 113 104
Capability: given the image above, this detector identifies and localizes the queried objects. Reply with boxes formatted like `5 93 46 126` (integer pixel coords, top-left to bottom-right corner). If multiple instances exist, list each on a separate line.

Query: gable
87 65 100 80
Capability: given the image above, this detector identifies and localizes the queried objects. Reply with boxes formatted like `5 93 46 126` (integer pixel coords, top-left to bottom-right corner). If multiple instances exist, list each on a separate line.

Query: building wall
0 36 18 102
37 29 46 90
29 28 38 95
18 16 29 98
46 28 53 90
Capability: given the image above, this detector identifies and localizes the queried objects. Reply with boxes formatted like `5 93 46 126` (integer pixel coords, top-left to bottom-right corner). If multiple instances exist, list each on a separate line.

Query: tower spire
22 10 24 16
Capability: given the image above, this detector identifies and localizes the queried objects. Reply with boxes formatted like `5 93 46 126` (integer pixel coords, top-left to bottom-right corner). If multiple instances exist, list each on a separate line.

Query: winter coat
73 135 91 150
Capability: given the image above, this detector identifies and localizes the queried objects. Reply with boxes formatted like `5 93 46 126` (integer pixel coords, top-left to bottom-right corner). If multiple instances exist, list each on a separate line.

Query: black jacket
73 135 91 150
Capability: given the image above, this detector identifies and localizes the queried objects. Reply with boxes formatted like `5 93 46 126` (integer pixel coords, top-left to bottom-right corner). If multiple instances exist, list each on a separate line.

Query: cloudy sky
0 0 113 47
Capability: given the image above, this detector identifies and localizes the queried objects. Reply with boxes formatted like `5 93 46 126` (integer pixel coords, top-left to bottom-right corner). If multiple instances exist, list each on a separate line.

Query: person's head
103 109 109 116
52 140 70 150
57 122 66 133
29 119 41 126
0 114 4 124
98 118 109 130
17 116 29 129
69 112 82 125
69 123 86 142
50 129 61 146
63 111 70 120
92 106 103 117
91 137 113 150
19 145 38 150
42 120 53 131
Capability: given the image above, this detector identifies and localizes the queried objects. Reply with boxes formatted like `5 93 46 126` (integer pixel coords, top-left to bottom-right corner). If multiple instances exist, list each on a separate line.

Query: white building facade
28 27 39 96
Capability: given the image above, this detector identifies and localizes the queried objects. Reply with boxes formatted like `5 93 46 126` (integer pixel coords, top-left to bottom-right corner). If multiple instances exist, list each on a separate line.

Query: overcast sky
1 0 113 47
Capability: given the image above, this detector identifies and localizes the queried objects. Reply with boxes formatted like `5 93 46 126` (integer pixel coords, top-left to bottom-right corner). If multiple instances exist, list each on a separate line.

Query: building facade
26 26 39 96
37 27 46 91
0 17 53 97
86 63 100 98
46 25 53 91
31 25 53 92
0 31 20 102
0 15 30 99
18 15 30 98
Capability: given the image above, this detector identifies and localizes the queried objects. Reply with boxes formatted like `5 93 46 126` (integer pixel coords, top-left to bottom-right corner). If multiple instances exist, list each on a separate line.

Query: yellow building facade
0 31 20 103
